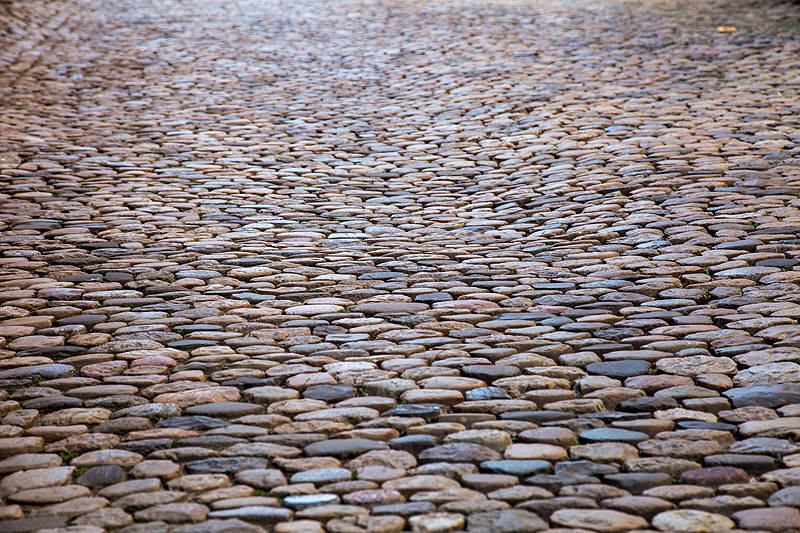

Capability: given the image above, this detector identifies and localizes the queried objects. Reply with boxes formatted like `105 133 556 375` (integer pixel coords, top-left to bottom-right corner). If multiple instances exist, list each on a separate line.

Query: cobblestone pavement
1 0 800 531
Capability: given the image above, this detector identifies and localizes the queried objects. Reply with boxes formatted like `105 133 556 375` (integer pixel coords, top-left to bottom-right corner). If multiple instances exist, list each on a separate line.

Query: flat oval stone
0 466 75 494
579 428 650 445
285 305 344 316
0 364 74 380
586 360 651 379
389 435 439 455
291 468 353 485
185 457 269 475
481 460 552 476
0 454 63 474
283 493 339 509
652 509 735 532
732 507 800 533
206 506 293 523
724 384 800 408
550 509 648 531
76 465 126 487
679 466 750 487
303 385 356 402
383 404 446 422
9 485 91 504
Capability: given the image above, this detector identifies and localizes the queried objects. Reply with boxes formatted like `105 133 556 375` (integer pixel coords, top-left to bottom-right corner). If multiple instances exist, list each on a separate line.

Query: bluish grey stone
724 384 800 408
728 438 800 457
579 428 649 445
768 486 800 507
175 270 221 279
0 364 74 380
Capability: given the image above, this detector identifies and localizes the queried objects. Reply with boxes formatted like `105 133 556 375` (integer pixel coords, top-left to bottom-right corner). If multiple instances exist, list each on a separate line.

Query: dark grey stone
465 387 511 401
185 457 269 475
555 461 619 477
383 403 446 422
22 396 83 410
389 435 439 455
302 385 356 401
703 454 776 476
724 384 800 408
604 473 673 494
462 366 521 384
155 416 229 430
371 502 436 517
0 517 67 533
0 364 74 380
585 360 651 379
499 411 574 423
76 465 126 487
481 460 552 476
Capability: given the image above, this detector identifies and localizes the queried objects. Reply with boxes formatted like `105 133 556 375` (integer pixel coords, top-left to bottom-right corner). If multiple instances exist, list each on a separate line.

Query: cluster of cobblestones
1 0 800 532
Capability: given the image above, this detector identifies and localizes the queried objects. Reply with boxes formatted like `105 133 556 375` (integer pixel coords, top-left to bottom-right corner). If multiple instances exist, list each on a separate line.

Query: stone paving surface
1 0 800 531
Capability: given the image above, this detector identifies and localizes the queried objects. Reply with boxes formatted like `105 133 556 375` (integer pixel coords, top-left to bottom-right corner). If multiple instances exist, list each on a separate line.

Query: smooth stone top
579 428 650 444
586 360 652 379
76 465 125 487
480 460 552 476
302 385 357 402
0 364 74 380
723 384 800 408
675 421 738 433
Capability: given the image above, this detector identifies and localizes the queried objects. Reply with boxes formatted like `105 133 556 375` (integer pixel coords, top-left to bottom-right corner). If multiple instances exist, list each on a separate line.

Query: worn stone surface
652 510 736 532
0 0 799 531
550 509 648 532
